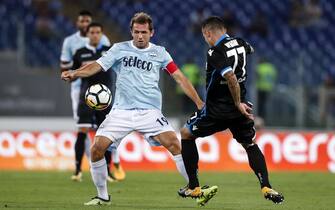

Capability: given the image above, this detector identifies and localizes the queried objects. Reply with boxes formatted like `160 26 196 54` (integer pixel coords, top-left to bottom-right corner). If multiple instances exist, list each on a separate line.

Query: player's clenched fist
61 70 76 81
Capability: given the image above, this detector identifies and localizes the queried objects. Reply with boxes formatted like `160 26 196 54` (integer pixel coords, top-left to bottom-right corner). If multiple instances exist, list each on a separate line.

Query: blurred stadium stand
0 0 334 128
1 0 334 84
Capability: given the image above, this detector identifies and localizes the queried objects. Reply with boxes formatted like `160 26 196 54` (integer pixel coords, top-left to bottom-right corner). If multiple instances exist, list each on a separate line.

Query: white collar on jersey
130 40 152 51
85 43 97 53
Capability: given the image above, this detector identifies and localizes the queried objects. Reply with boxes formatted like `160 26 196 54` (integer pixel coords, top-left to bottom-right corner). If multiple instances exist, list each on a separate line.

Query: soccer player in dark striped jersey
178 16 284 206
71 22 112 182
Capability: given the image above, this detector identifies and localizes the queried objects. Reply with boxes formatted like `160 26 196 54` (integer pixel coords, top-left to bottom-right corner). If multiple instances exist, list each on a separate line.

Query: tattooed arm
224 71 253 120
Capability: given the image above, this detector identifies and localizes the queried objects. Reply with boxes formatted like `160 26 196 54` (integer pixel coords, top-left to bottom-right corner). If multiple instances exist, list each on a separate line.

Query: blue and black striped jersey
205 34 254 119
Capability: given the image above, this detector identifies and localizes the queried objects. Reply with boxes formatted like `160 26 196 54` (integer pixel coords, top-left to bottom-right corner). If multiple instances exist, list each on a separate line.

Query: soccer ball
85 84 112 110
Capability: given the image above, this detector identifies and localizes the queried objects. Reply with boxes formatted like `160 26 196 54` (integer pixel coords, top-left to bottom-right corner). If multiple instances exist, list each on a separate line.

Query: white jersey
96 41 176 110
60 31 110 89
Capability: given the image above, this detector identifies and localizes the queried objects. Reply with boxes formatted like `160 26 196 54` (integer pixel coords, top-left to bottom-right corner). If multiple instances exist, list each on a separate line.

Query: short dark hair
202 16 226 31
78 10 92 17
130 12 154 31
87 22 103 32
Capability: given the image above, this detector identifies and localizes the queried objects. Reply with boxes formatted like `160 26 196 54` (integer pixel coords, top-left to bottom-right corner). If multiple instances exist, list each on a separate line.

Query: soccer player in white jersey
60 10 125 182
62 12 217 206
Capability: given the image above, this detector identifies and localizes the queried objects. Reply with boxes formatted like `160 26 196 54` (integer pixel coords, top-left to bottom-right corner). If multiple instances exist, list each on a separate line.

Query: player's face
87 27 102 46
77 15 92 34
202 28 215 47
131 23 153 49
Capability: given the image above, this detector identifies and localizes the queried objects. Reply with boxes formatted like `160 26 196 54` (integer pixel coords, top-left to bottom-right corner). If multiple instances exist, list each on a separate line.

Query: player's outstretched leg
243 143 284 204
154 131 189 182
155 131 207 197
84 136 112 206
71 131 86 182
178 128 202 198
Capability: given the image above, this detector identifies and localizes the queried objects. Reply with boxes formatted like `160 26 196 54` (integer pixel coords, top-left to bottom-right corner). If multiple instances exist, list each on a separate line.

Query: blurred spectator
305 0 322 26
289 0 323 27
176 58 202 114
48 0 63 14
34 1 57 40
289 0 307 27
221 10 239 36
247 10 268 38
256 58 277 122
189 8 209 34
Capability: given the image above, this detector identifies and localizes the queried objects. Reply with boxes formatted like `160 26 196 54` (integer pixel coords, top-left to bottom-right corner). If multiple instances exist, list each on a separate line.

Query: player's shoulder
149 42 166 51
77 46 90 53
101 34 109 39
234 37 249 45
231 37 254 53
227 36 251 48
215 36 249 51
110 41 130 50
73 46 89 57
63 32 79 43
148 43 170 57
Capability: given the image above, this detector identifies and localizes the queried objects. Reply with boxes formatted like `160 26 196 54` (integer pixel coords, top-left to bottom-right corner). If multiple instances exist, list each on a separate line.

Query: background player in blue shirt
60 10 124 182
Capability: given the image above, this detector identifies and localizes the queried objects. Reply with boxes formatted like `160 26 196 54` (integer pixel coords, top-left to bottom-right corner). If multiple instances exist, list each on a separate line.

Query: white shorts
96 109 175 147
70 85 80 121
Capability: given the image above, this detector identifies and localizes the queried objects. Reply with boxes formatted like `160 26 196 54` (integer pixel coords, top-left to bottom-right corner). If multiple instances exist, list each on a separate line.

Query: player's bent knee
168 139 181 155
90 136 113 162
90 143 105 162
180 127 193 139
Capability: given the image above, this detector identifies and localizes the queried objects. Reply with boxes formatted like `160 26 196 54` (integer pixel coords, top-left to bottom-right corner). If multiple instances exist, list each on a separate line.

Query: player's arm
211 48 253 119
60 38 73 73
171 69 204 110
224 70 253 120
162 49 203 109
60 61 72 72
61 62 102 81
64 51 81 82
62 44 117 81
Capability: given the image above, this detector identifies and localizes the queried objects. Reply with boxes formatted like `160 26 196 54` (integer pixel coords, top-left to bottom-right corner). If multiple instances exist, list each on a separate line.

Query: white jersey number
226 46 246 77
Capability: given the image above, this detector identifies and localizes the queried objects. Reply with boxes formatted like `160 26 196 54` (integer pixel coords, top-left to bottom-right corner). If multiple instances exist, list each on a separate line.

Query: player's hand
61 70 76 82
236 102 254 120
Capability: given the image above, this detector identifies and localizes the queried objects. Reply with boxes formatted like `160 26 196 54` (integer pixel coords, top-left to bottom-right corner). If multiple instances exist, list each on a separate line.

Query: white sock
173 154 189 182
90 158 109 200
111 146 120 164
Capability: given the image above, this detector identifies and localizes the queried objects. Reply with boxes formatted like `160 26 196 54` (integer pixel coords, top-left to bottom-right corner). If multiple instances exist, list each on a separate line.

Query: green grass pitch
0 171 334 210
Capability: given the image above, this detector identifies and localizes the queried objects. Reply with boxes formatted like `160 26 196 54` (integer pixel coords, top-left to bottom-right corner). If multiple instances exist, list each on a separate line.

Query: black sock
113 163 120 169
245 144 271 188
181 139 199 189
74 132 86 173
104 150 111 175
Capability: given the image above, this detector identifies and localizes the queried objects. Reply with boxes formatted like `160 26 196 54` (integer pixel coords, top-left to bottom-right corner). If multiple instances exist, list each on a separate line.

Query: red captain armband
165 61 178 74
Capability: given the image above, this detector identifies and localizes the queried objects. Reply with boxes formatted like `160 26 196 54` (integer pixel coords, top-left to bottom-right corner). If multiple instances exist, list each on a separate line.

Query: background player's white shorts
96 109 175 147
